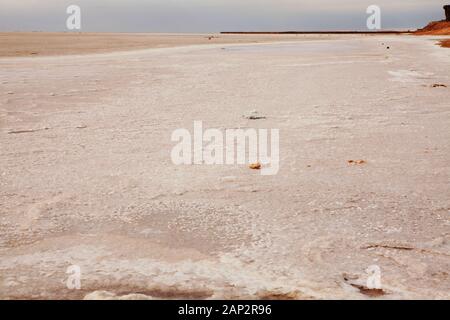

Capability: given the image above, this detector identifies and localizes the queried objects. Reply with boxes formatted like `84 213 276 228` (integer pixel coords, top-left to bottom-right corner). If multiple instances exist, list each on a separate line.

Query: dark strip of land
221 31 411 35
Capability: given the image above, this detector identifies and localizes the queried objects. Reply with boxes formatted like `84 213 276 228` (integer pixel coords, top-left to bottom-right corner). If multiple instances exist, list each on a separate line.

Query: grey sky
0 0 448 32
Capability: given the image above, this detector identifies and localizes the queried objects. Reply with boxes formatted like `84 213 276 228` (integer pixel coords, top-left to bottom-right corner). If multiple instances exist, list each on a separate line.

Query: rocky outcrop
415 20 450 35
415 5 450 35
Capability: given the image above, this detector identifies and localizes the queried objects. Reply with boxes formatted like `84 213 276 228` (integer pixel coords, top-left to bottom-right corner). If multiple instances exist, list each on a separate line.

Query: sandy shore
0 32 342 57
0 34 449 300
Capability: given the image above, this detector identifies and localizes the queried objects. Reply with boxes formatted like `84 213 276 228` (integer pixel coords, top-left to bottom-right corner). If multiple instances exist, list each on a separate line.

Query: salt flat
0 34 449 299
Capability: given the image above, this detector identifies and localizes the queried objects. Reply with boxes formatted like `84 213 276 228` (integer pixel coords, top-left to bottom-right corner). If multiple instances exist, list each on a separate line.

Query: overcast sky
0 0 447 32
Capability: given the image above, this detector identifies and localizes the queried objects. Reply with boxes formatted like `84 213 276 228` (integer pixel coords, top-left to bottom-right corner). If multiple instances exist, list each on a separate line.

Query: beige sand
0 34 449 300
0 32 338 57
